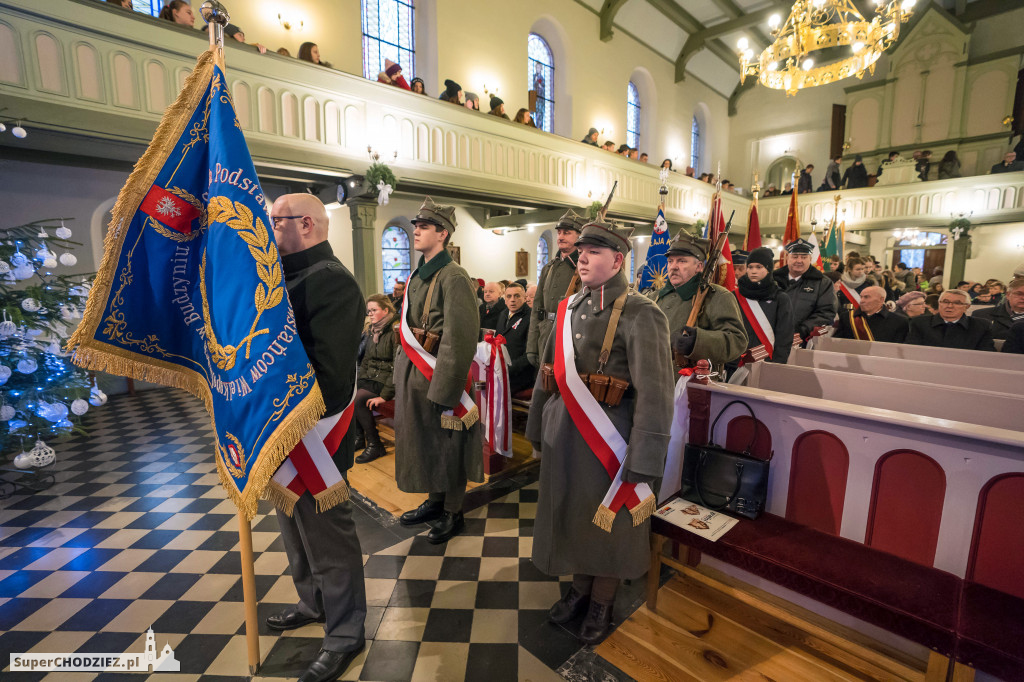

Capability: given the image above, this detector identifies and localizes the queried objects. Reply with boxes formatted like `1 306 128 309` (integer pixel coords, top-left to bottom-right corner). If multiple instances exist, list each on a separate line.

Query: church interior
1 0 1023 680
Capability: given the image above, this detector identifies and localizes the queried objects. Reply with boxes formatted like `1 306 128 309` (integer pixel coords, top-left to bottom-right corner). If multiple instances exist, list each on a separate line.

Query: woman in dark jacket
841 155 869 188
938 150 961 179
726 247 794 381
353 294 398 464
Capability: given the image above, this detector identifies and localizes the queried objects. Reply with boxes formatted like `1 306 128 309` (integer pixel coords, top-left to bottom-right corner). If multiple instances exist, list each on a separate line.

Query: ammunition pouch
412 328 441 354
540 363 630 407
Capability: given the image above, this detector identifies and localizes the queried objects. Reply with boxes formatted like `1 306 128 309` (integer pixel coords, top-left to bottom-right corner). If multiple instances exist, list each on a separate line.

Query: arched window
361 0 416 81
528 34 555 133
626 82 641 150
536 234 549 274
381 224 411 293
690 115 701 174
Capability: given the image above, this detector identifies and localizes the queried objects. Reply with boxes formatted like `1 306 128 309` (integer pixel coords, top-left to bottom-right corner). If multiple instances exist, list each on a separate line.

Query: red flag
744 197 762 250
709 191 736 290
779 187 801 267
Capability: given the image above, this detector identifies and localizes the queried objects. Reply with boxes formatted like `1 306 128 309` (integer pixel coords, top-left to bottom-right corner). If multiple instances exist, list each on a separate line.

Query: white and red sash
266 380 357 516
476 332 512 457
734 292 775 366
838 281 861 309
554 295 656 532
398 277 479 430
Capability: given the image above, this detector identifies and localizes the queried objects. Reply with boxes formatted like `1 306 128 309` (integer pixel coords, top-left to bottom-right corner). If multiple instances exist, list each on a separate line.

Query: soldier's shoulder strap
563 272 581 299
419 270 441 329
597 291 628 371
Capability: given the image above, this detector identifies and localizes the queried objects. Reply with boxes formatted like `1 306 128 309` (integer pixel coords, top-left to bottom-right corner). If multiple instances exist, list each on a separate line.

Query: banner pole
237 510 261 675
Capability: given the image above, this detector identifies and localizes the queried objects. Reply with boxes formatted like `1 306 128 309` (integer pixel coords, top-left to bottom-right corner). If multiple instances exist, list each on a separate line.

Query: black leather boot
400 499 444 526
578 599 614 644
548 586 590 624
353 426 366 452
426 511 464 544
355 440 385 464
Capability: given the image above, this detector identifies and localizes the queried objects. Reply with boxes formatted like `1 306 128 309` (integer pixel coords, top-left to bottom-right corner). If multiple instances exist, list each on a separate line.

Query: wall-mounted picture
448 244 461 264
515 249 529 277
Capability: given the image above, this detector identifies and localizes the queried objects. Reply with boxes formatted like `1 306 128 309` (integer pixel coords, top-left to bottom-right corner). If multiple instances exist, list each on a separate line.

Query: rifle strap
597 292 628 371
563 272 581 300
419 272 439 329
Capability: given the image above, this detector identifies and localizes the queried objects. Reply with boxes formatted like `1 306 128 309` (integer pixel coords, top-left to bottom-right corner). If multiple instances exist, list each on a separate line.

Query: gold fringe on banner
66 48 326 521
440 405 479 431
592 504 616 533
629 494 656 527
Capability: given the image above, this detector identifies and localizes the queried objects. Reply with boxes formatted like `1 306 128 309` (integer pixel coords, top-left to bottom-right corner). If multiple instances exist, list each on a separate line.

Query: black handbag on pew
680 400 771 520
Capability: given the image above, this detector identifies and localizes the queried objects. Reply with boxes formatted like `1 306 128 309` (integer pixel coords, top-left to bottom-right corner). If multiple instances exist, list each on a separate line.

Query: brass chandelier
737 0 915 96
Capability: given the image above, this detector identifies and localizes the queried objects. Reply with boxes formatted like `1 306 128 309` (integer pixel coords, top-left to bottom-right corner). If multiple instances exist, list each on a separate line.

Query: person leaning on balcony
820 155 841 191
106 0 133 9
841 155 869 189
488 96 510 120
797 164 814 193
159 0 194 27
464 93 480 111
514 108 537 128
377 59 411 90
298 42 333 69
438 79 463 104
601 141 616 151
410 78 427 95
938 150 962 179
224 24 267 54
991 151 1024 174
581 128 600 146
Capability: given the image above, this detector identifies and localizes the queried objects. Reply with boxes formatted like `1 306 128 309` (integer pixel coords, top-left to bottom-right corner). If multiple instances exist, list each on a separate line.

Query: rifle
597 180 618 221
565 181 620 298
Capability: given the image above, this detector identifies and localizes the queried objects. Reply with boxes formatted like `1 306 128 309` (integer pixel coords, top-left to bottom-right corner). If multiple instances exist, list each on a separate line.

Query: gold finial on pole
200 1 230 67
751 171 761 200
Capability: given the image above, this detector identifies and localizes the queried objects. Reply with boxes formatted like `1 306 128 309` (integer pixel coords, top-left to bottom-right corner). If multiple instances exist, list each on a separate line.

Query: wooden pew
747 362 1024 431
813 336 1024 372
651 371 1024 682
788 348 1024 395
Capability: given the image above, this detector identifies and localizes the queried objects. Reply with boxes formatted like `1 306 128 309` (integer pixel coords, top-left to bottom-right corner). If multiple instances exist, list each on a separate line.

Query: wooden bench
813 336 1024 371
653 369 1024 682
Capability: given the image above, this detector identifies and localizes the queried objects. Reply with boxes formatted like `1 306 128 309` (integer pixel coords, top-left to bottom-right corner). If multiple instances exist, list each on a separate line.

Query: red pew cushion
956 581 1024 682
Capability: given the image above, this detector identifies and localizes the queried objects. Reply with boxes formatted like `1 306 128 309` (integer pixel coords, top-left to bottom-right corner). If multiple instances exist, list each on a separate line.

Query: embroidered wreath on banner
199 197 284 371
147 186 209 242
219 432 247 479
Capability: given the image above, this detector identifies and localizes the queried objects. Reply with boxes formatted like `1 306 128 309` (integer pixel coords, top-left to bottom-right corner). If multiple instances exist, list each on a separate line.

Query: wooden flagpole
204 2 261 674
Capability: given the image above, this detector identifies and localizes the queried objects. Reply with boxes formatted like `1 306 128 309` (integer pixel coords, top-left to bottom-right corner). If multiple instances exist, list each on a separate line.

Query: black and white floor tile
0 388 642 681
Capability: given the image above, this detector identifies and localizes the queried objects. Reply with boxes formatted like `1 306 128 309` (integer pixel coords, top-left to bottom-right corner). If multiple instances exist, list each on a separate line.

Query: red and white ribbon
839 281 861 309
554 295 655 532
398 279 478 429
476 333 512 458
734 292 775 364
267 380 356 516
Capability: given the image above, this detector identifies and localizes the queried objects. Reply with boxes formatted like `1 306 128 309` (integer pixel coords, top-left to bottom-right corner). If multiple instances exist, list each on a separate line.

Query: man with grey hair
973 277 1024 340
990 150 1024 174
834 285 908 343
906 288 996 350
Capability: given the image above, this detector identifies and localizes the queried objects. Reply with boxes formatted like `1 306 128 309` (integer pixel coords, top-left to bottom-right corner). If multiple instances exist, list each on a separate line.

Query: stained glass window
135 0 161 16
362 0 416 82
528 34 554 133
629 249 635 283
626 82 641 150
381 225 411 293
690 116 701 174
536 235 549 274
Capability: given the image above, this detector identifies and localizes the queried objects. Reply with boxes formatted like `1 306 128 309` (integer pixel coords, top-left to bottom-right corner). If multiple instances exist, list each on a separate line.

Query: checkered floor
0 388 642 681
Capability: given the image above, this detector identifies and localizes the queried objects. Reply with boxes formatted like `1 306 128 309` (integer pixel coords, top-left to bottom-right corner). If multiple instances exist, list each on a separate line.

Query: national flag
638 207 670 290
708 191 736 291
808 229 823 270
780 187 801 267
743 196 762 250
68 51 326 520
821 215 843 270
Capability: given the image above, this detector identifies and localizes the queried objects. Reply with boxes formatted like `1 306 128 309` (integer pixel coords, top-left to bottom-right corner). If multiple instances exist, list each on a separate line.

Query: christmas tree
1 218 103 470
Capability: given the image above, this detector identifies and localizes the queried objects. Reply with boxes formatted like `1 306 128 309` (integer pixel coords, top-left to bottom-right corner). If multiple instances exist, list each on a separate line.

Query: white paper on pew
654 498 739 542
659 374 691 504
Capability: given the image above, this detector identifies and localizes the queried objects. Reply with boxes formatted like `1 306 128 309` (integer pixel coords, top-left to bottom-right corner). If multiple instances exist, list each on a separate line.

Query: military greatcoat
526 271 674 579
394 250 484 492
650 278 748 375
525 250 579 364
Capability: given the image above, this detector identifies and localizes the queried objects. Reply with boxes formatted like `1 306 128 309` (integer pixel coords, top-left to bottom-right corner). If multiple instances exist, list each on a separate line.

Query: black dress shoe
426 511 464 544
548 586 590 624
353 432 366 451
578 599 614 644
400 499 444 526
297 642 365 682
266 608 324 631
355 440 385 464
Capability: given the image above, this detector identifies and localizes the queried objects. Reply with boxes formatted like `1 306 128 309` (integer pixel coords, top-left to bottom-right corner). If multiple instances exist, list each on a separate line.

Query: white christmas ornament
16 357 37 374
14 440 56 469
35 246 54 261
0 365 10 384
59 253 77 267
0 405 15 421
43 257 58 269
10 251 27 268
0 260 9 274
14 264 35 280
21 298 40 312
0 314 14 338
56 226 73 239
71 398 89 416
45 402 69 423
89 387 108 406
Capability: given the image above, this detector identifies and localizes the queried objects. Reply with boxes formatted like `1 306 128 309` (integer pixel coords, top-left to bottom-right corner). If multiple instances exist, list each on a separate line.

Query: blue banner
637 208 670 291
69 51 324 519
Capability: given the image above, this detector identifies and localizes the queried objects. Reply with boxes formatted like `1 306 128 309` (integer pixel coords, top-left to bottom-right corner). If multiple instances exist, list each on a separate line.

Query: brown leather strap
597 291 628 371
419 273 439 329
563 272 581 300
